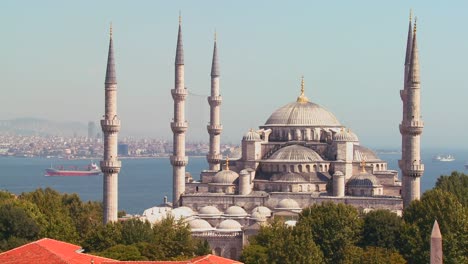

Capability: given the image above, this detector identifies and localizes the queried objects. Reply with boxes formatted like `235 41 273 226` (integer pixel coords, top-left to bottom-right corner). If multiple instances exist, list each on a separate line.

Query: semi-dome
212 170 239 185
225 206 248 217
276 198 300 210
251 206 272 216
243 130 261 141
268 145 323 162
278 173 306 182
347 172 381 187
264 101 341 127
353 145 380 161
198 205 222 216
217 219 242 231
188 219 214 231
333 129 359 142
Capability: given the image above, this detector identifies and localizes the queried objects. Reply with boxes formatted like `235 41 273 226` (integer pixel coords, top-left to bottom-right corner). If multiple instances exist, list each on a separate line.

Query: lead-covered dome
217 219 242 231
198 206 222 216
333 129 359 142
188 219 214 231
225 206 248 217
264 101 341 127
268 145 323 162
276 198 301 210
212 170 239 185
243 130 261 141
347 172 381 187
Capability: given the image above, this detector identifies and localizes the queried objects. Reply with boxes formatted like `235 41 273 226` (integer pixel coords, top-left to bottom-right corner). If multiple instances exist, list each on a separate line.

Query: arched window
298 165 303 172
290 165 294 172
315 184 320 192
313 165 317 172
214 247 222 256
306 165 310 172
299 185 303 192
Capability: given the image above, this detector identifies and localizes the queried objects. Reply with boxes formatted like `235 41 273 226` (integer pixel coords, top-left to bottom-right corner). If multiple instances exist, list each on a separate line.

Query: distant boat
433 154 455 162
45 163 101 176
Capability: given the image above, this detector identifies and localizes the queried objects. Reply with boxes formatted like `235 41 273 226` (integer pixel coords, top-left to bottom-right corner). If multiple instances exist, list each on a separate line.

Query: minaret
100 24 122 223
430 220 443 264
399 17 424 208
207 32 223 171
170 15 188 207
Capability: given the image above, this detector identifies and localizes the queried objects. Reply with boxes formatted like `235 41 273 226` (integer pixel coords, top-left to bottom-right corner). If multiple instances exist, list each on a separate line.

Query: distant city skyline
1 1 467 149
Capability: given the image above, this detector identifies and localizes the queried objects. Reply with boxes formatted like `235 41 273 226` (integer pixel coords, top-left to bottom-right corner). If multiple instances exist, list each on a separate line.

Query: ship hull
45 169 101 177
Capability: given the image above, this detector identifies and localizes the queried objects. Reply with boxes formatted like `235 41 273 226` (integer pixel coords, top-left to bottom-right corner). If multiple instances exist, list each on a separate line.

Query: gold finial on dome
225 156 230 170
296 75 309 103
360 158 367 173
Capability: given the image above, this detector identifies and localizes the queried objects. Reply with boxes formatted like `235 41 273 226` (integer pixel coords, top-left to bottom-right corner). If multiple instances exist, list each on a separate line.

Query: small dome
212 170 239 185
278 173 306 182
239 168 254 175
225 206 248 217
188 219 214 231
333 171 344 176
170 206 194 220
217 219 242 231
243 130 261 141
333 129 359 142
268 145 323 162
251 206 272 216
198 206 222 216
347 172 381 187
276 198 300 210
264 101 341 127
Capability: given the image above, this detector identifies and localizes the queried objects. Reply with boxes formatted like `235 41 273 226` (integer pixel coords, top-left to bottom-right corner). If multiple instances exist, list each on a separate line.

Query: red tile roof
0 238 242 264
103 254 242 264
0 238 114 264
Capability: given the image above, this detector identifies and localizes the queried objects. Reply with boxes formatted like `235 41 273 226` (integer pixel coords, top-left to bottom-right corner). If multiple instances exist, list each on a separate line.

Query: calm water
0 149 466 214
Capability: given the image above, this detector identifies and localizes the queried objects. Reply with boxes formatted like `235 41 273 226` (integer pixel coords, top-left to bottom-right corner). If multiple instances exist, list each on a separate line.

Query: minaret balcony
208 96 222 106
170 155 188 167
100 160 122 174
171 88 188 100
400 120 424 135
101 119 121 133
400 90 406 101
402 164 424 177
207 154 222 164
207 124 223 135
171 121 188 133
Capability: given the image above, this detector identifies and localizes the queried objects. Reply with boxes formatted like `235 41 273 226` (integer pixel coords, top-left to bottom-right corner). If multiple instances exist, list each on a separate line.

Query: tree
297 202 363 264
0 204 40 251
402 189 468 264
361 210 403 250
435 171 468 206
120 218 153 245
343 246 406 264
98 244 147 260
82 222 123 252
241 219 323 264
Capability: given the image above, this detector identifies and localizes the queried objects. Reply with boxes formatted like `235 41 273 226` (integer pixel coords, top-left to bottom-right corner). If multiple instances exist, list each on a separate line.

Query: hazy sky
1 1 467 149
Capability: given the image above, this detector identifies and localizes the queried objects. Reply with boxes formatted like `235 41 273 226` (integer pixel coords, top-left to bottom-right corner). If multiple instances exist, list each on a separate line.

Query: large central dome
264 77 341 127
264 101 341 127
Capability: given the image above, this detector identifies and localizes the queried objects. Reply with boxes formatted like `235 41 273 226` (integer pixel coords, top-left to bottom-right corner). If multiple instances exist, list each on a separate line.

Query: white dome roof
251 206 272 216
347 172 381 187
225 206 248 217
251 211 267 221
264 101 341 127
276 198 301 210
198 206 222 216
333 129 359 142
188 219 214 231
243 130 261 141
212 170 239 185
170 206 194 220
268 145 323 162
217 219 242 231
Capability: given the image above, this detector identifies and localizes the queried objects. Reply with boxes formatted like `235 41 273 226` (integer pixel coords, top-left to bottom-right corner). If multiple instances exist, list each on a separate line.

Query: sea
0 149 466 214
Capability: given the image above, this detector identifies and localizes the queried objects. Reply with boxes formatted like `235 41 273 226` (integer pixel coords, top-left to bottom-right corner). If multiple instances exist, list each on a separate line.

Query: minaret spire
399 14 424 208
101 24 121 223
171 15 188 207
404 10 413 82
431 220 443 264
207 31 223 171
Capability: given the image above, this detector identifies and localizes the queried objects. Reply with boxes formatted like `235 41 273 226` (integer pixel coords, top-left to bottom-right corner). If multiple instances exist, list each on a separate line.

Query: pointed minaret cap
431 220 442 238
175 13 184 65
404 9 413 66
408 17 420 84
211 31 220 77
105 23 117 84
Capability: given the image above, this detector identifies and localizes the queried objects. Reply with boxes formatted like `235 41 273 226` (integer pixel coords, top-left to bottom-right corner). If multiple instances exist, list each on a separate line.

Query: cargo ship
45 163 101 176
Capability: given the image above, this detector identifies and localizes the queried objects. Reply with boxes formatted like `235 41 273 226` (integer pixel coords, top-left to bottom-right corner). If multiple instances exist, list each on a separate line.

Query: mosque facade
137 14 424 260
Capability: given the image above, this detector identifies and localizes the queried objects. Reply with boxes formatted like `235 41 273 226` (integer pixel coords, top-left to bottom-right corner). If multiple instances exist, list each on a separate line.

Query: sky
1 1 467 149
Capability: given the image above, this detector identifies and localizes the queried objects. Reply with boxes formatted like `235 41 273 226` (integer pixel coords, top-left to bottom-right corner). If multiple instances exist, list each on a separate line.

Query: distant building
118 143 129 156
88 121 97 139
